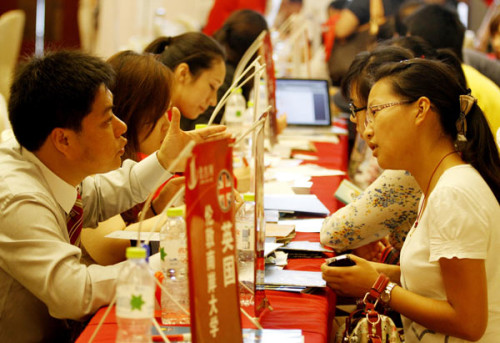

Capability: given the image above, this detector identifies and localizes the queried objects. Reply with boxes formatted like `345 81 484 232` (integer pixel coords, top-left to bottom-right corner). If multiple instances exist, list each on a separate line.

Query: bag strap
369 0 385 35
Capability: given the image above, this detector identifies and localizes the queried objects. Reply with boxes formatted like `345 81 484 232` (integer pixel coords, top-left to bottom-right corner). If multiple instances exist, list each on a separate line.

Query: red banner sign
185 138 243 343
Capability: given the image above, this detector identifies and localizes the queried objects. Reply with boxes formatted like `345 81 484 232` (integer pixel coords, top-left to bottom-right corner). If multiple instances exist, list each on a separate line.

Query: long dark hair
144 32 225 78
342 39 468 106
374 59 500 202
341 46 413 103
107 51 172 161
382 36 467 87
404 4 465 61
213 9 268 66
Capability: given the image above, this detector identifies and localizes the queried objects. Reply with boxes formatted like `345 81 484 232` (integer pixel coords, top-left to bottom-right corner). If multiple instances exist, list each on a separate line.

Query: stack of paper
264 194 330 216
265 223 295 244
265 266 326 288
278 241 332 253
278 218 324 233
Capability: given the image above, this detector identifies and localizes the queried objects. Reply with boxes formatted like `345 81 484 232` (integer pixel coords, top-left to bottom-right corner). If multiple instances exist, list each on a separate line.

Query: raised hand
157 107 230 172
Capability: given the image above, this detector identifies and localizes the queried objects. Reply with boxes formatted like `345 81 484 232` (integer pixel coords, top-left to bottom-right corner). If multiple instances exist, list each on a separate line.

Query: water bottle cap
247 101 254 107
167 207 184 217
232 87 243 94
126 247 147 259
195 124 207 130
243 193 255 202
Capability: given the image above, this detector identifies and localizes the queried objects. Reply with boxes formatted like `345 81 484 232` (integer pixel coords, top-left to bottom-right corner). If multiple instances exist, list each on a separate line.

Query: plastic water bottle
116 247 155 343
244 100 255 127
224 88 246 135
235 193 255 306
235 100 255 161
160 207 190 325
256 79 268 118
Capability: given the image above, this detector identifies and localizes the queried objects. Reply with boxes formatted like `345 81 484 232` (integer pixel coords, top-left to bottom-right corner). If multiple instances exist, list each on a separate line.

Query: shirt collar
21 147 78 214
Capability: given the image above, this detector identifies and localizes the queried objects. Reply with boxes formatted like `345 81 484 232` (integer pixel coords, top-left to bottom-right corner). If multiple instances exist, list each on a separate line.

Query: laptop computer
275 78 332 131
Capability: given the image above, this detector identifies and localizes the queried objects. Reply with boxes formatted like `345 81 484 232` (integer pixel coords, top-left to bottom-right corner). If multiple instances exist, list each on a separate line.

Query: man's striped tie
67 192 83 246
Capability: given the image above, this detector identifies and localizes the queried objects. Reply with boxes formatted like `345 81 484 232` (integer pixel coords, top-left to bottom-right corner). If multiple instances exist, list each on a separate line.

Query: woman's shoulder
434 165 498 213
439 164 487 187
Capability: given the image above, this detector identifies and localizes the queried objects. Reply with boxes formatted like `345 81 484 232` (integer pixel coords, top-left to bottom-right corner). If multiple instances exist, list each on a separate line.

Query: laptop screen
275 78 332 127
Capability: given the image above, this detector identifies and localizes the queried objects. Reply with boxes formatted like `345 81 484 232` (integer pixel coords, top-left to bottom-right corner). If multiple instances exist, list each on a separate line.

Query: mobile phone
326 254 356 267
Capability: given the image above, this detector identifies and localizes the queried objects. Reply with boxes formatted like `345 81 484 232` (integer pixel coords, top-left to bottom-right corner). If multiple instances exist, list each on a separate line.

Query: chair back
0 10 25 100
0 92 13 143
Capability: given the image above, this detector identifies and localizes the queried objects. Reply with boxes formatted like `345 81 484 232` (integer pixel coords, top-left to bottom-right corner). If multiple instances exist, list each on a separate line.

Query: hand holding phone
326 254 356 267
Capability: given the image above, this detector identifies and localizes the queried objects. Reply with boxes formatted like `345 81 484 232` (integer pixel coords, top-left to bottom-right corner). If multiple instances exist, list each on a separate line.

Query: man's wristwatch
380 282 396 305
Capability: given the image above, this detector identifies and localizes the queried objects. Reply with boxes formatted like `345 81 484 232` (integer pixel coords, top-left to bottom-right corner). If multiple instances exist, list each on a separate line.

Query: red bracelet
364 273 390 305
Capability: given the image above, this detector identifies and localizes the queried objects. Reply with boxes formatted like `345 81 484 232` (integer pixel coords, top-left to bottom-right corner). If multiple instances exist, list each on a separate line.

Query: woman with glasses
320 38 495 261
320 46 421 261
323 58 500 342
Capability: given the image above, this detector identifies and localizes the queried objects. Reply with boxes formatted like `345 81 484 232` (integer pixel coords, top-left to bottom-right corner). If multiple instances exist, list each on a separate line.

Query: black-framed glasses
348 102 367 119
365 100 414 127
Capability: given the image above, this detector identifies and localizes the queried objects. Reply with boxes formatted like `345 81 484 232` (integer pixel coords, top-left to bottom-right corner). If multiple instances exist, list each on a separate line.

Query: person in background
333 0 402 41
81 51 184 265
404 3 500 133
323 57 500 342
323 0 349 62
0 50 227 342
393 0 423 37
185 9 269 130
321 46 418 261
144 32 226 131
202 0 267 36
273 0 304 30
393 0 500 87
485 11 500 146
107 51 185 221
489 12 500 60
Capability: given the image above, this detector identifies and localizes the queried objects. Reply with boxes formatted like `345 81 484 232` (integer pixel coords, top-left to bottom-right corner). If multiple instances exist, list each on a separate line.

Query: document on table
265 242 285 257
265 210 280 222
278 241 333 253
278 218 325 232
265 266 326 288
264 194 330 216
264 181 295 195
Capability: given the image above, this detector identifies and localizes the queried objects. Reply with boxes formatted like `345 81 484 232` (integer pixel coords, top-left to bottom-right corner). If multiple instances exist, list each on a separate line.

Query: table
77 136 348 343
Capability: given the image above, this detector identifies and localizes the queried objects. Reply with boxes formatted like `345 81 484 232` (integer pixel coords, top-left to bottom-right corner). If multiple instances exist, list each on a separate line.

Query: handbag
328 0 389 86
335 275 403 343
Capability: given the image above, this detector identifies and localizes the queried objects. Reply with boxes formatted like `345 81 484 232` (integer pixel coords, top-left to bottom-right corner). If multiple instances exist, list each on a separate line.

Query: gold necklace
414 151 457 228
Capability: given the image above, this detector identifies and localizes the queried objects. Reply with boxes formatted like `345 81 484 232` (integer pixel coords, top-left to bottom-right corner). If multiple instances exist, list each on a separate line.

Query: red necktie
67 192 83 246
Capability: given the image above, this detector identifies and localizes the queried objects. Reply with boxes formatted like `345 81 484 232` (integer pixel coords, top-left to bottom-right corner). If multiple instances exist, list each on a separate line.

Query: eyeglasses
348 102 367 119
365 100 414 127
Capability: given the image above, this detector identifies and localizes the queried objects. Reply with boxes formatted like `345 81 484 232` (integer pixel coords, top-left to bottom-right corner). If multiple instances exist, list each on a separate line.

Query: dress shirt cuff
135 152 172 193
